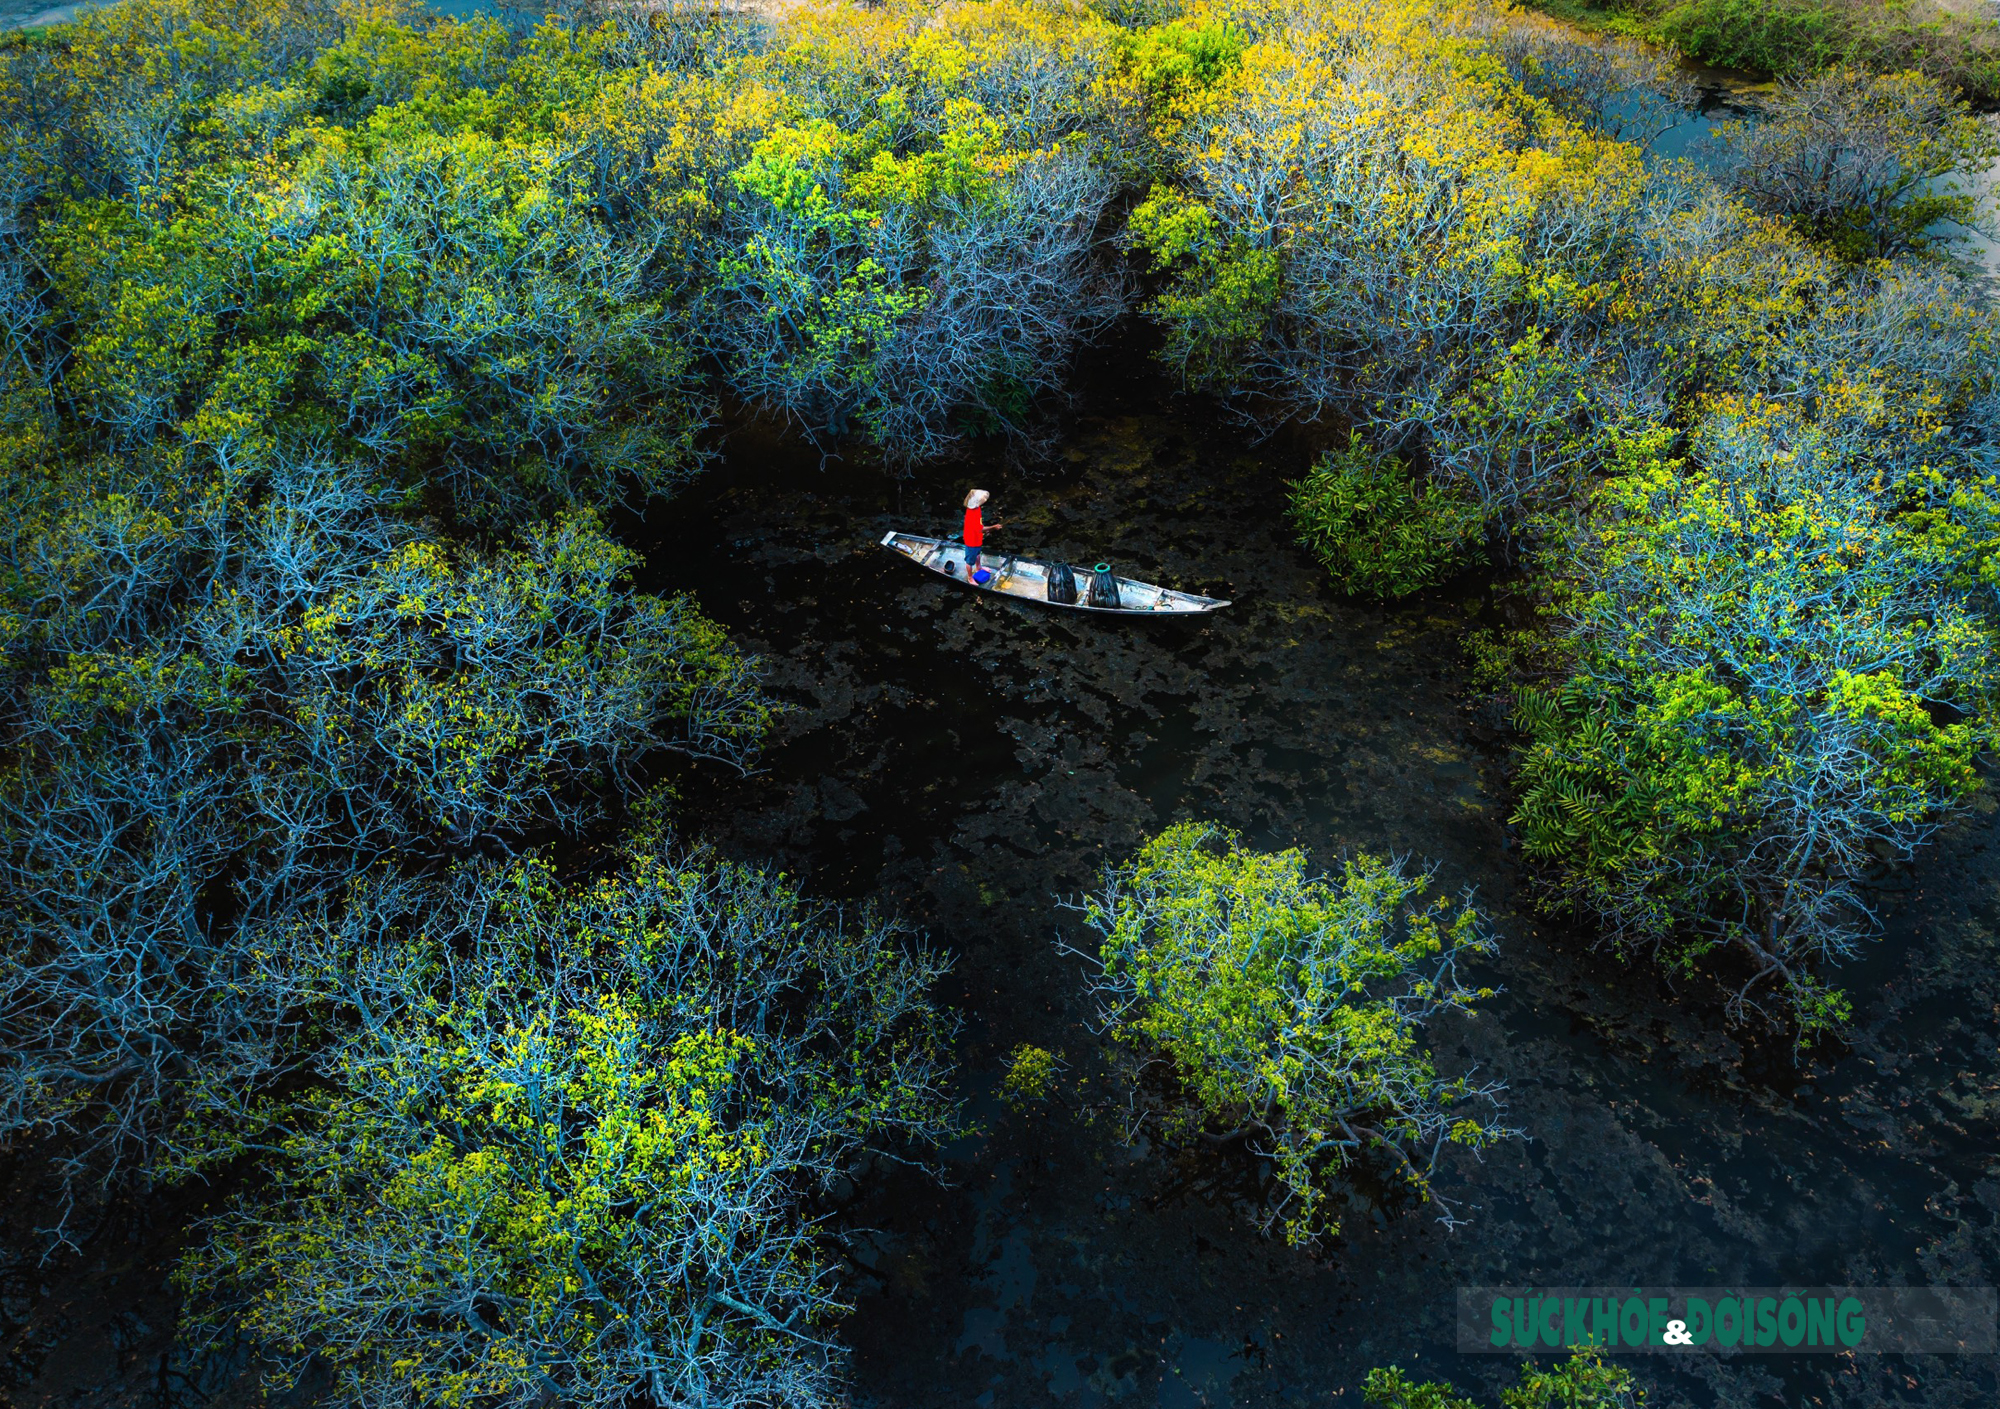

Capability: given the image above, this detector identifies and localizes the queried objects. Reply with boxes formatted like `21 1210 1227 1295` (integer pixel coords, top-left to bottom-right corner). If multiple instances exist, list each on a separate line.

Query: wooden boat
880 531 1230 615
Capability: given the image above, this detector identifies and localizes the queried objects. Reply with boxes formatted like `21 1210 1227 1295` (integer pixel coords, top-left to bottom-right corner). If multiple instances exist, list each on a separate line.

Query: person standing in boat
962 488 1002 585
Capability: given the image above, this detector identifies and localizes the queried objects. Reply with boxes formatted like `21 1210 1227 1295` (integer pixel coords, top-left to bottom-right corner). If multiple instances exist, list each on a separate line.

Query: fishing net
1047 562 1077 605
1088 563 1121 609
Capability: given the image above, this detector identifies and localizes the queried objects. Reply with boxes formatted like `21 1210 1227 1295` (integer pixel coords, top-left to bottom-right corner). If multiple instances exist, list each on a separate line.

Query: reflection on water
1646 82 1761 164
1651 68 2000 277
0 1 79 25
1958 114 2000 275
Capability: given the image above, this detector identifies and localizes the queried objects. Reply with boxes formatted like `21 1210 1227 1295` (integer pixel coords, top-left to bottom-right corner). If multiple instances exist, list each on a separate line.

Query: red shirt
963 506 983 547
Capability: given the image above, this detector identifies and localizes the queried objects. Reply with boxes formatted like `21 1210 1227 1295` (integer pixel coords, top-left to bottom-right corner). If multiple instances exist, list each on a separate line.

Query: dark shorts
963 542 983 569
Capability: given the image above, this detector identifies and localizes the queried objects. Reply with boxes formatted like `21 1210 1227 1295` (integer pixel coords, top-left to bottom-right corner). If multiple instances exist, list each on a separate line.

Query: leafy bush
1656 0 1850 76
1493 19 1699 151
177 842 958 1409
3 2 716 526
42 121 705 521
1119 13 1250 152
1072 822 1516 1243
1527 0 2000 104
1112 0 2000 1038
1289 443 1487 597
1366 1349 1637 1409
285 513 769 839
0 2 810 1210
1002 1043 1065 1111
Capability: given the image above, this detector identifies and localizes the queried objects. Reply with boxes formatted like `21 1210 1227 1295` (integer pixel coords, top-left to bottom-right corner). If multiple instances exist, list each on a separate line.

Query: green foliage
1515 406 1994 1038
1127 183 1280 388
1365 1365 1481 1409
36 122 707 523
176 841 958 1409
1289 442 1486 596
1122 0 1652 534
1109 0 2000 1037
0 467 769 1192
1076 822 1515 1243
1656 0 1848 75
1525 0 2000 103
1465 620 1567 697
1001 1043 1064 1111
1121 13 1249 133
704 0 1130 460
1501 1350 1640 1409
0 1 808 1207
4 1 2000 1389
1513 679 1668 905
286 511 770 838
1365 1349 1638 1409
0 1 720 527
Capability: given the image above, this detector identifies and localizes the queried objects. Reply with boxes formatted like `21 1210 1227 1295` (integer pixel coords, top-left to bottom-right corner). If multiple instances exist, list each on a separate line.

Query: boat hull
880 532 1229 615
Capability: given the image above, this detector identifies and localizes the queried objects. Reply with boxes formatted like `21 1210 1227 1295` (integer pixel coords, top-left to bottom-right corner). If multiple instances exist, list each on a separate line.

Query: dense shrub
176 842 957 1409
1366 1349 1637 1409
0 0 1146 499
710 115 1121 457
1656 0 1850 76
1120 0 2000 1036
704 0 1131 460
1071 822 1516 1243
1522 0 2000 104
1001 1042 1064 1111
0 474 767 1196
1505 245 2000 1034
1514 405 1995 1038
0 20 1008 1409
1288 442 1486 597
30 21 713 523
1126 0 1658 535
0 6 1995 1390
0 6 797 1204
1492 17 1698 151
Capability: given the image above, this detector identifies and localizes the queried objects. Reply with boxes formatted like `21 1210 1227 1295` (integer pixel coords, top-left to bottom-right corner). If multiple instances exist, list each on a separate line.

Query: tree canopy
1075 822 1515 1243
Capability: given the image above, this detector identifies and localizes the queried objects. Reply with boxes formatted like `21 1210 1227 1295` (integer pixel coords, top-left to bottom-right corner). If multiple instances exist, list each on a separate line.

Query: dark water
642 340 2000 1409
